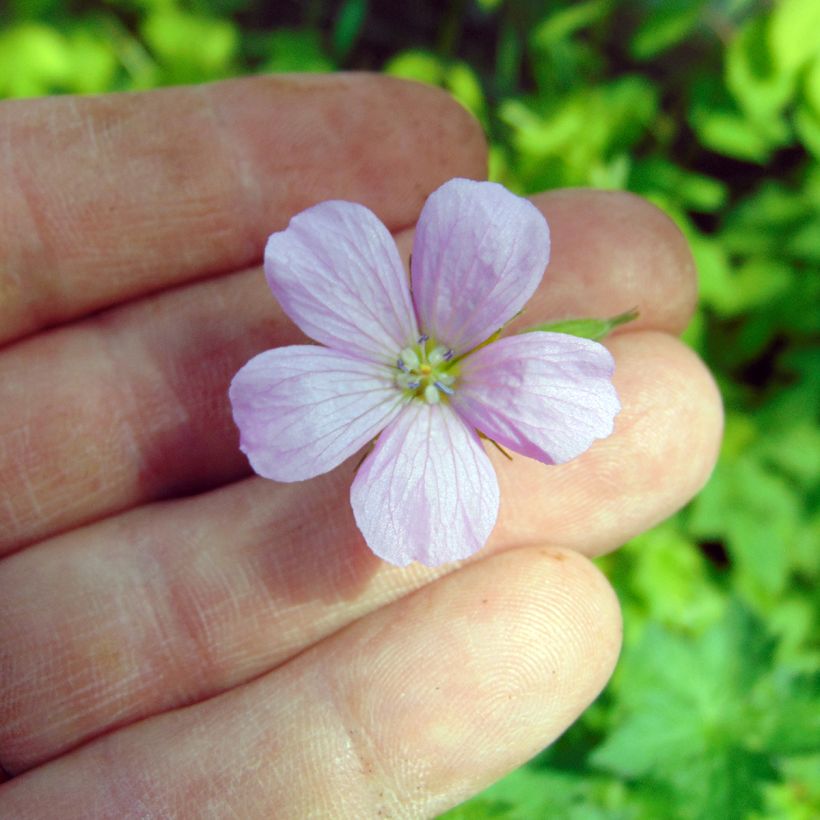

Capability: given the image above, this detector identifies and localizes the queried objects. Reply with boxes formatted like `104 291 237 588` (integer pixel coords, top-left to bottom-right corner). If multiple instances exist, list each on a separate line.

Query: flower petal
411 178 550 354
452 332 620 464
351 401 499 567
229 345 405 482
265 201 418 363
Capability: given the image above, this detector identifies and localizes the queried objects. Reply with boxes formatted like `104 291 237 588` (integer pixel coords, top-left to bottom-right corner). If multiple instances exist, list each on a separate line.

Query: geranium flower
229 178 619 567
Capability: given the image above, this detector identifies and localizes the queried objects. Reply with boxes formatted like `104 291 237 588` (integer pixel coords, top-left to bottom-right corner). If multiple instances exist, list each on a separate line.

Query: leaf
530 0 610 48
499 76 657 188
620 521 724 632
260 29 334 74
332 0 368 62
0 23 71 98
630 0 707 60
141 9 238 83
689 414 804 601
445 763 667 820
591 605 781 819
384 49 443 85
794 102 820 159
768 0 820 74
523 308 639 340
725 15 796 124
629 156 727 212
688 73 791 162
65 28 118 94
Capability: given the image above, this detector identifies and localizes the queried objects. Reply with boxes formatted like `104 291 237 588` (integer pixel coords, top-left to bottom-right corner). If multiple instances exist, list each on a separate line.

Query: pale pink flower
230 179 619 566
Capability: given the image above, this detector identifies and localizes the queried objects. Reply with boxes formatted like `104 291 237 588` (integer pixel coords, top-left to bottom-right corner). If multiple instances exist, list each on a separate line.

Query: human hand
0 75 722 817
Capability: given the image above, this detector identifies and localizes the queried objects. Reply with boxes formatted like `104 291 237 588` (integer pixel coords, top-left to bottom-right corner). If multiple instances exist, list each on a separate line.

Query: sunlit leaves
629 0 708 60
141 8 238 84
499 76 657 190
590 605 805 820
0 22 117 97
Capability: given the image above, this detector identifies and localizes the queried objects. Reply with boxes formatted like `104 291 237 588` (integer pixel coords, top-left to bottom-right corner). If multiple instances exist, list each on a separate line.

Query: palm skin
0 74 722 817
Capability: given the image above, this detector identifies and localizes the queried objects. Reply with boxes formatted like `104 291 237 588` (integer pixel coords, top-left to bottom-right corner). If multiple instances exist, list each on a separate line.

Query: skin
0 74 723 817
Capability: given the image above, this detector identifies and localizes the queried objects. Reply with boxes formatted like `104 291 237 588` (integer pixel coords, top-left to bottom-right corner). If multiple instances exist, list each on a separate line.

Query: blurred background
1 0 817 817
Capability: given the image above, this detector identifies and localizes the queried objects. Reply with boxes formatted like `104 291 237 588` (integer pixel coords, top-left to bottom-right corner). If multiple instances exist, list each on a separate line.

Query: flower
229 178 620 567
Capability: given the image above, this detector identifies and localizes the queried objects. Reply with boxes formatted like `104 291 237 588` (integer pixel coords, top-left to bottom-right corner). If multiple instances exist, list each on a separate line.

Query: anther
427 345 450 366
434 380 454 396
400 347 420 370
423 384 440 404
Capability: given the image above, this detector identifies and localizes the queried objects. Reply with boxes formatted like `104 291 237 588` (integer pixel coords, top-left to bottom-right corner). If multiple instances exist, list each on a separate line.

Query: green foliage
1 1 818 818
525 308 640 341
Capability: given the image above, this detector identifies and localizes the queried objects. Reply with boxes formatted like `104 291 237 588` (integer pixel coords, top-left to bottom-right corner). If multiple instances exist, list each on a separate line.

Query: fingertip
339 545 623 815
607 331 723 503
371 75 489 197
215 73 488 232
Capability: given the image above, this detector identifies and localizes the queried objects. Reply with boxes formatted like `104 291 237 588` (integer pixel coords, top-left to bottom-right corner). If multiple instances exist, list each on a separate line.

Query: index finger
0 74 486 345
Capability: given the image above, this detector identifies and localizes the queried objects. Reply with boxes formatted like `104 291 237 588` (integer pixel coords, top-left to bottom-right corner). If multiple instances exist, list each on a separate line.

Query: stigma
395 336 457 404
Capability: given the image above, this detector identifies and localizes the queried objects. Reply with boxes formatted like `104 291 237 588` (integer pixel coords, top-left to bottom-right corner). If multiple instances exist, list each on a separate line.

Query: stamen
423 384 440 404
427 345 450 366
395 336 457 402
400 347 420 370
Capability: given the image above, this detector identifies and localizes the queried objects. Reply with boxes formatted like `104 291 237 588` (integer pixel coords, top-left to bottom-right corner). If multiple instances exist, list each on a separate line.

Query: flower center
395 335 457 404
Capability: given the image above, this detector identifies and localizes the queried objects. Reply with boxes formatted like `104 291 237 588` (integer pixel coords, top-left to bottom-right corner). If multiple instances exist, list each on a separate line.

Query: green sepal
522 307 640 341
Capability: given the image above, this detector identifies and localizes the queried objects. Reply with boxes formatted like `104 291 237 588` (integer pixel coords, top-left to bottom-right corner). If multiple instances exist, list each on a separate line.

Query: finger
0 74 486 345
0 191 697 554
0 547 621 817
0 332 720 772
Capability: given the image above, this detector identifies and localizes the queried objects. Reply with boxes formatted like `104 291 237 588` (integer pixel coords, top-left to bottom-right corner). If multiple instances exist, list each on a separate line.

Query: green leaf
620 522 724 632
384 49 443 85
689 72 791 162
141 9 238 83
768 0 820 74
802 55 820 117
260 29 334 74
0 23 71 98
530 0 610 48
629 156 727 212
445 763 667 820
499 76 657 189
794 101 820 159
630 0 707 60
332 0 368 62
725 16 796 124
591 605 781 819
64 28 118 94
523 308 639 341
689 414 805 601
